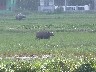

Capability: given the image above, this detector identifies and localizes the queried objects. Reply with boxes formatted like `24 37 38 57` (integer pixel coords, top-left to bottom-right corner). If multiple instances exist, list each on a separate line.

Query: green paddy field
0 12 96 72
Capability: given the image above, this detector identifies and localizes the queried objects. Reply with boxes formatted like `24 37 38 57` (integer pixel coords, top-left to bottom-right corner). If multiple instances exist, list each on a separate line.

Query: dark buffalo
36 31 54 39
16 13 26 20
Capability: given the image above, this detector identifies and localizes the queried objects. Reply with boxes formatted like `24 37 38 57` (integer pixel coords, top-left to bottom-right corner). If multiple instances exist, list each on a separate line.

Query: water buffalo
16 13 26 20
36 31 54 39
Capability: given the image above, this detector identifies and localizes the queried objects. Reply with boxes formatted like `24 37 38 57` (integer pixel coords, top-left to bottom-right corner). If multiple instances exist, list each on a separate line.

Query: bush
0 59 96 72
40 59 69 72
74 63 95 72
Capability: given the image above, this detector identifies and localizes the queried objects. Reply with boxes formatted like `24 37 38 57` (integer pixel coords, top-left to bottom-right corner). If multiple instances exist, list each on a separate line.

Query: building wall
40 0 54 6
38 0 55 12
0 0 6 10
0 0 16 11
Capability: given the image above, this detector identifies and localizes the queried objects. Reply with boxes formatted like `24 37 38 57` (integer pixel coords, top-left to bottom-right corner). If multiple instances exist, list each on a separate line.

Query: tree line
16 0 95 10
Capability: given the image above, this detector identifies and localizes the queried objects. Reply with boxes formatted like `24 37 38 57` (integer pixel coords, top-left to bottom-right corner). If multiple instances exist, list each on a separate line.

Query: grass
0 12 96 58
0 12 96 72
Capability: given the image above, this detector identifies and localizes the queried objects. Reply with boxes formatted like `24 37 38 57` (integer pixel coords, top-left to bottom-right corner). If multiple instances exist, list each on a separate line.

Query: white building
38 0 55 12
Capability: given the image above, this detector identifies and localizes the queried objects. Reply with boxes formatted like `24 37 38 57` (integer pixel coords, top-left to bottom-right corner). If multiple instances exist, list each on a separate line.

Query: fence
55 5 90 11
